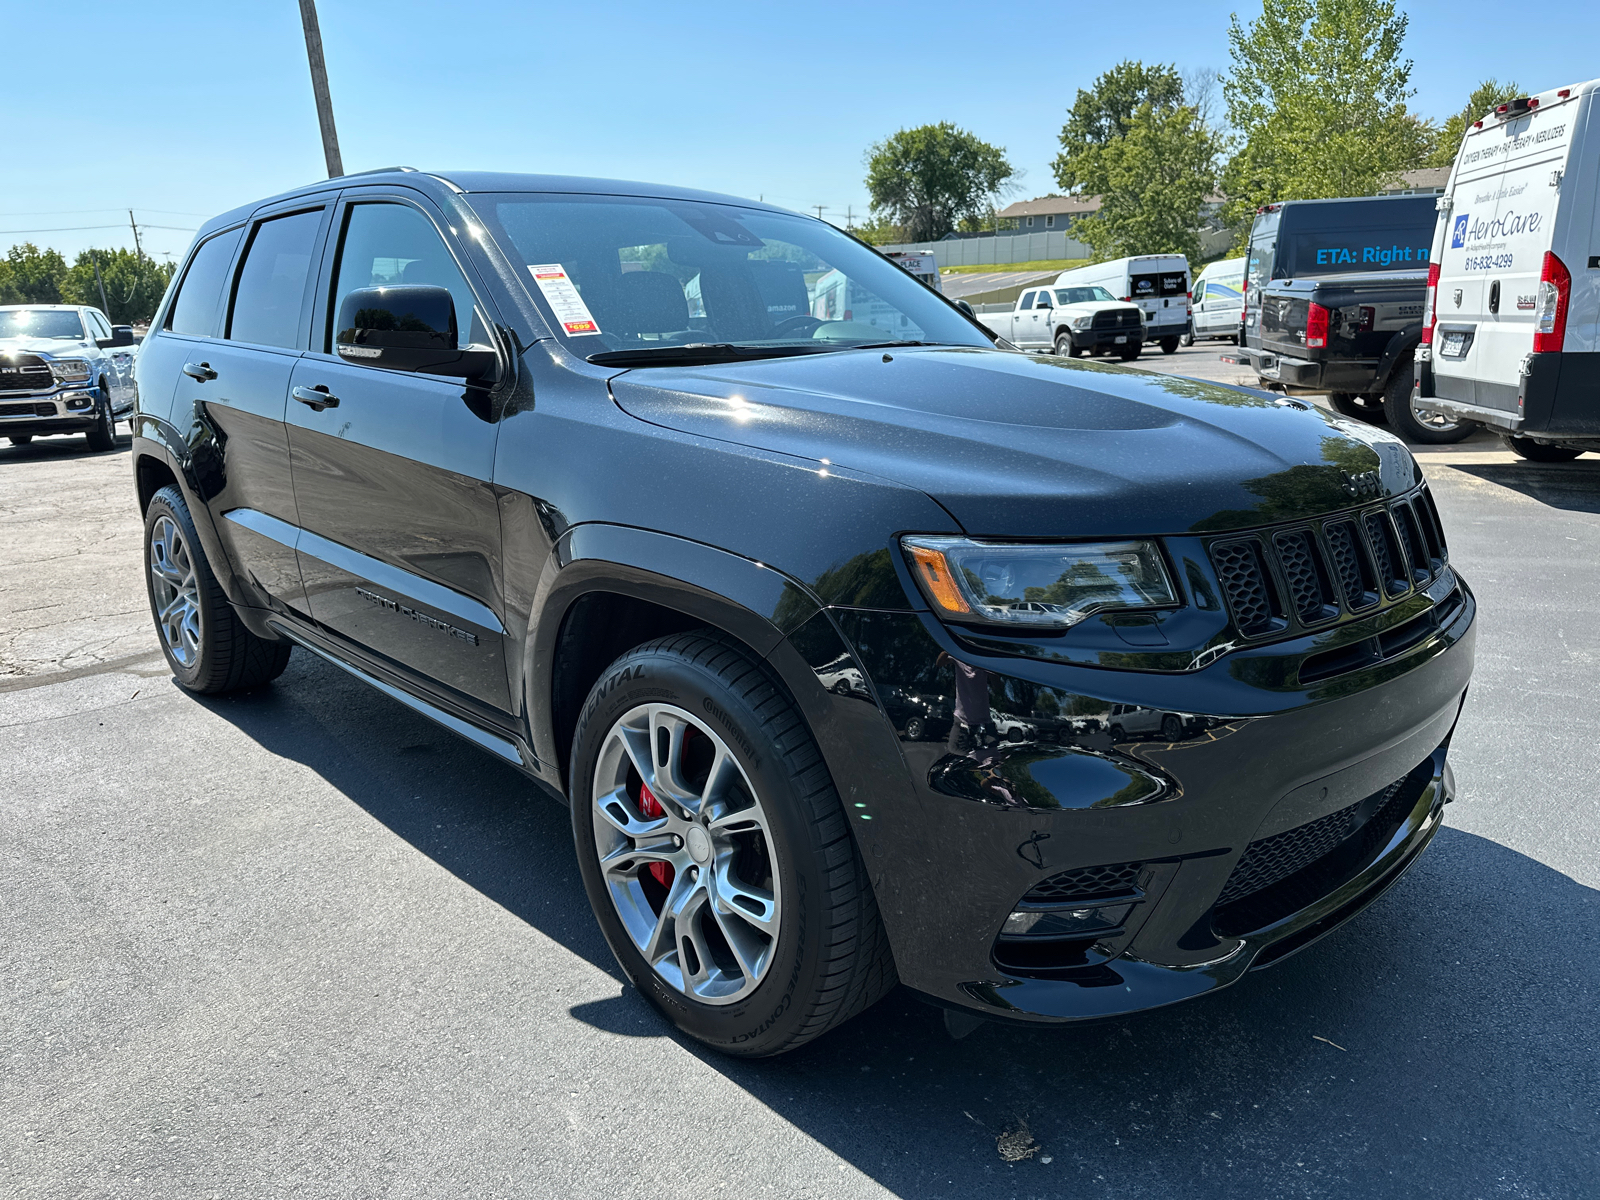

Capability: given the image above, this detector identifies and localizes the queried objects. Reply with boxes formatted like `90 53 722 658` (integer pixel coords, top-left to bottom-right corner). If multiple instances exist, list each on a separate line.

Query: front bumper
0 387 107 435
786 569 1476 1025
1076 326 1143 349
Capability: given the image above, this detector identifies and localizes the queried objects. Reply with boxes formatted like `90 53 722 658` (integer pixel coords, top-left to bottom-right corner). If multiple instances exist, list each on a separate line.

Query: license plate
1441 332 1469 358
1114 335 1127 344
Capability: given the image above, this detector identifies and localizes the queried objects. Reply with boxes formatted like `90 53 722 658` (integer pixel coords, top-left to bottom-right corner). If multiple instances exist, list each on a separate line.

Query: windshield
1053 286 1115 305
0 308 85 341
466 193 988 359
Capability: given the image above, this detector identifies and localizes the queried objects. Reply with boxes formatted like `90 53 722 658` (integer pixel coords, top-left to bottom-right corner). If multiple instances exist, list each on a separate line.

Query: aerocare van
1054 255 1191 353
1415 78 1600 461
1189 257 1245 344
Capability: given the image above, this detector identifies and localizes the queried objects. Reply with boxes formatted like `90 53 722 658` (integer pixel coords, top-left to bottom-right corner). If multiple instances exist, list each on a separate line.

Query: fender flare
1373 324 1423 393
523 523 823 778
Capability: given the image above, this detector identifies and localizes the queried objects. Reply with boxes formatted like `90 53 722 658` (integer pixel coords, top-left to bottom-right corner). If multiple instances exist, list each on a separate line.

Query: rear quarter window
166 228 244 337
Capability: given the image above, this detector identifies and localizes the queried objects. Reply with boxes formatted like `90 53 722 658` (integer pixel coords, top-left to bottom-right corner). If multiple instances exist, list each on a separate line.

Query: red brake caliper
637 783 674 890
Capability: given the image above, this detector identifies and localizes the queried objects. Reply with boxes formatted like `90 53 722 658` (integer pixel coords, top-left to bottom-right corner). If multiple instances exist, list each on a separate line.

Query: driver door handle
182 361 217 382
292 384 340 411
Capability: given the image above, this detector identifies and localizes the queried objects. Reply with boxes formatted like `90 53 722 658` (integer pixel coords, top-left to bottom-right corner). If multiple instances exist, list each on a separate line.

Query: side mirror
97 325 135 349
335 285 495 379
955 299 975 317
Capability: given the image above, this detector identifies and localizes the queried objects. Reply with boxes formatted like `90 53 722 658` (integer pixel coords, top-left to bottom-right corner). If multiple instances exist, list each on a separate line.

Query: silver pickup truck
1 304 137 451
975 284 1146 358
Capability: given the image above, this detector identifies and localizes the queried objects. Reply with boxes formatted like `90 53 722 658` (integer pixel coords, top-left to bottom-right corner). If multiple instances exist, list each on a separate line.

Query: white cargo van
882 251 944 294
1415 79 1600 460
1053 255 1191 353
1187 257 1245 344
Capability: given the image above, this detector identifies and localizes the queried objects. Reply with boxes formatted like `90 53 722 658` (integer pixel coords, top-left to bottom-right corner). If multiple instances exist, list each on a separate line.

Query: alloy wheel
149 515 201 667
1409 401 1461 435
591 703 780 1005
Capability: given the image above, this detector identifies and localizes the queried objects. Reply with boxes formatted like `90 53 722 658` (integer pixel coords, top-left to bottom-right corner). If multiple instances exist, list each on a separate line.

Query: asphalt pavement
3 407 1597 1198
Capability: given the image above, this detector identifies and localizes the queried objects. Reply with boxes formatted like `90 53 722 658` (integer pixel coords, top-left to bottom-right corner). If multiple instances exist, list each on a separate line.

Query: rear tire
1502 436 1584 462
1383 362 1471 444
8 435 33 446
86 391 117 452
1180 328 1194 347
1160 336 1180 355
570 631 896 1057
143 485 292 693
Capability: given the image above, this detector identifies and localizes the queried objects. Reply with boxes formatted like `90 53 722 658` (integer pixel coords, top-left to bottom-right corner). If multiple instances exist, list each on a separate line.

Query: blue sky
7 1 1597 264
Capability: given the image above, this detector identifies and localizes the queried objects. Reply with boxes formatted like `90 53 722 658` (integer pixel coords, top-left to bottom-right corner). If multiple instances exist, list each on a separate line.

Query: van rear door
1432 96 1577 414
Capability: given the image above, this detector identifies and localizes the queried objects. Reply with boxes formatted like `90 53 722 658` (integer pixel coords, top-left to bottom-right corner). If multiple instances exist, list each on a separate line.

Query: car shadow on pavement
0 432 127 460
1446 459 1600 515
209 651 1598 1198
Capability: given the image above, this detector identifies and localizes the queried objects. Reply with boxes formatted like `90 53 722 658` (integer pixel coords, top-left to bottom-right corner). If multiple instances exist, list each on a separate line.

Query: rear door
185 201 334 612
1433 97 1577 412
285 191 510 712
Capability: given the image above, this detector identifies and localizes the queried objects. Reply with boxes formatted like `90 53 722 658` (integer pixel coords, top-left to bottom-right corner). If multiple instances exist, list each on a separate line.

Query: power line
0 207 212 218
0 224 196 235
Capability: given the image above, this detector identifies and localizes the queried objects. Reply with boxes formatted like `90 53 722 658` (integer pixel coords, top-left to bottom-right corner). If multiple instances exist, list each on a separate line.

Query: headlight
1071 315 1092 330
49 359 92 383
902 536 1177 629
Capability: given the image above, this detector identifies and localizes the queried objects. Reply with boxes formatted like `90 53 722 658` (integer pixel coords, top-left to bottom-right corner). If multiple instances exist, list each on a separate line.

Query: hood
0 338 91 357
608 346 1420 538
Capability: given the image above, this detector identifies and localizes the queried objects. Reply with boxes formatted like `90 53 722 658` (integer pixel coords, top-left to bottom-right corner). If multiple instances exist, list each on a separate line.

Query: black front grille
1212 758 1435 935
1212 539 1278 635
1023 861 1142 905
1093 309 1142 330
0 401 55 417
1206 487 1449 647
0 356 52 394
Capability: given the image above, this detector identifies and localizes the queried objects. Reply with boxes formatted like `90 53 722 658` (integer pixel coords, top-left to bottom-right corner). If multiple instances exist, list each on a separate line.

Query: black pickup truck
1225 195 1469 444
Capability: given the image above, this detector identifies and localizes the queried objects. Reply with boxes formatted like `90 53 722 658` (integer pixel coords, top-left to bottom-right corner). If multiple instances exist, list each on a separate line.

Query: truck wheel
1501 436 1584 463
1053 330 1079 357
1328 392 1383 421
86 389 117 452
1383 363 1471 444
1160 337 1180 355
904 716 926 742
1119 343 1141 361
143 485 292 693
8 435 33 446
570 631 896 1057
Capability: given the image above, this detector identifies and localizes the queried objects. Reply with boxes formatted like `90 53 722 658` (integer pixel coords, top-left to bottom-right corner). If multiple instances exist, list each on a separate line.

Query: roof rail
340 165 419 177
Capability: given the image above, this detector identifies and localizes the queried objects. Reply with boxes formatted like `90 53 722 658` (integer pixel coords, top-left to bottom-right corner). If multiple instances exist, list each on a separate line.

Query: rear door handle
182 362 217 382
292 384 340 411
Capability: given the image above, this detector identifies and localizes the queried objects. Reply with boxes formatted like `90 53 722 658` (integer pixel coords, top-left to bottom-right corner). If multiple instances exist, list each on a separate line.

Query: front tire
143 485 292 693
570 632 895 1057
1053 330 1076 357
903 715 926 742
1383 362 1471 444
1119 343 1141 361
1502 436 1584 462
8 435 33 446
86 390 117 451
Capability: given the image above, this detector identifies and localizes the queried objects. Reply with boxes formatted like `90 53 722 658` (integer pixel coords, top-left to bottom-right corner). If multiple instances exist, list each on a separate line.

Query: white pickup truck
975 284 1146 358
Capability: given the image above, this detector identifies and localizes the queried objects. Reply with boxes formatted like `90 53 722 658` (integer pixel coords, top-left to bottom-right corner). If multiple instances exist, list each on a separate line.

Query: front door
285 194 510 712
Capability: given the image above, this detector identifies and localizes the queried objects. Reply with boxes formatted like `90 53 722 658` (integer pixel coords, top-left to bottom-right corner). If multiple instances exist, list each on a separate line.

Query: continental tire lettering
701 695 759 765
579 663 648 727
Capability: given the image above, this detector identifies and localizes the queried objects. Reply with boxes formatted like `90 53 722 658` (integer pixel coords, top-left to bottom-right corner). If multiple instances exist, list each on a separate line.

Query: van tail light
1305 302 1330 348
1533 251 1570 353
1240 276 1248 324
1421 262 1441 345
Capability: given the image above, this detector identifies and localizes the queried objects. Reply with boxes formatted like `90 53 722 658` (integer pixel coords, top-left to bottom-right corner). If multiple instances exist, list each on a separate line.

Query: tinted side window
229 210 324 349
166 228 243 337
328 202 484 356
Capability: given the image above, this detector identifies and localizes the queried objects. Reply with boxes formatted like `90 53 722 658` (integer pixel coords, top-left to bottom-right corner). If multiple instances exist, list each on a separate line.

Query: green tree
1221 0 1435 227
1060 101 1223 262
864 123 1015 243
62 248 175 325
1428 78 1524 168
2 243 69 305
1052 60 1185 191
848 214 905 246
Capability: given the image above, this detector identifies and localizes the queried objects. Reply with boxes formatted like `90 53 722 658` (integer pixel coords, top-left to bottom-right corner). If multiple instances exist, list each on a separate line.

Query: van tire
1383 363 1472 445
1160 337 1180 355
1502 436 1584 463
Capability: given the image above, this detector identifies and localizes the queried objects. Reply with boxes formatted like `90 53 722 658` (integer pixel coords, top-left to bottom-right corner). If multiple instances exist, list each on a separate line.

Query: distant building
1377 167 1450 196
996 195 1102 232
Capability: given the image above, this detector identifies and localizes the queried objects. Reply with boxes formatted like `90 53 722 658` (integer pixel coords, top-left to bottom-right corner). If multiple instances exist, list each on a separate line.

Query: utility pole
91 251 111 316
297 0 344 177
814 205 825 221
128 211 145 263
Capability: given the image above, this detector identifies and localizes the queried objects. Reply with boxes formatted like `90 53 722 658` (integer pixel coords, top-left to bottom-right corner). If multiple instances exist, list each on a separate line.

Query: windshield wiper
586 342 837 368
847 340 950 350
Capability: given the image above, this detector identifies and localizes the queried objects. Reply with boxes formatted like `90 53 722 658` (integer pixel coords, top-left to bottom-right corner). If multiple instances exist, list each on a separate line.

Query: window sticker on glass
528 264 601 336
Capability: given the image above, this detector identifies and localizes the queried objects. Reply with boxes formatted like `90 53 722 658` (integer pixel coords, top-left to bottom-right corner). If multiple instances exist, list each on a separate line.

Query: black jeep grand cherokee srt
131 170 1475 1056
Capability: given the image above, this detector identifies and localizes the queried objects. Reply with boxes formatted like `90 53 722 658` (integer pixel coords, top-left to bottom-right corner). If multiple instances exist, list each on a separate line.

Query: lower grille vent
1023 861 1142 905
